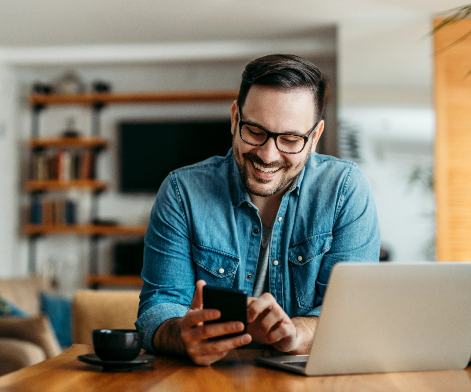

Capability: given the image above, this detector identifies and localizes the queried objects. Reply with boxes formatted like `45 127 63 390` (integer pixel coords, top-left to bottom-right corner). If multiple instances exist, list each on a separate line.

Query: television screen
119 119 233 193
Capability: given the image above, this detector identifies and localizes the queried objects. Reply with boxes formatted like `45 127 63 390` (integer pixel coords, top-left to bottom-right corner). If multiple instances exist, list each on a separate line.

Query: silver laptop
255 262 471 376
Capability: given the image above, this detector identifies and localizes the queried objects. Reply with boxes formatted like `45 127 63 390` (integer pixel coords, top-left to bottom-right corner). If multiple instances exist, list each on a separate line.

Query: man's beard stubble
235 148 296 197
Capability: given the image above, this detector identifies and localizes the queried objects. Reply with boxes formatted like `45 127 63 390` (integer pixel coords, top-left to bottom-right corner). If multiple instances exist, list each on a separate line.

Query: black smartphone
203 285 247 340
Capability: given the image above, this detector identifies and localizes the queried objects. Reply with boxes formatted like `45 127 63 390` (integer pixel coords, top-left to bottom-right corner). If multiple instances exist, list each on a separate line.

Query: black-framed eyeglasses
238 109 319 154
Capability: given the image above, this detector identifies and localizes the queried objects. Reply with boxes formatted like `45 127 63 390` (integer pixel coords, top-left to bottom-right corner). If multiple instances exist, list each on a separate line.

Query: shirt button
247 274 253 279
254 229 260 234
278 217 282 222
273 260 279 266
297 256 303 261
218 268 224 274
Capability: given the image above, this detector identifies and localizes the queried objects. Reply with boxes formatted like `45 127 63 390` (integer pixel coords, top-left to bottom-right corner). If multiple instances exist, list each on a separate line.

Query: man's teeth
253 161 280 173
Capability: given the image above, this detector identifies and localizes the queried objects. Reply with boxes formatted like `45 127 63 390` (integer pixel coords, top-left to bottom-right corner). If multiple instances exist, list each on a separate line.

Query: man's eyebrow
243 119 305 136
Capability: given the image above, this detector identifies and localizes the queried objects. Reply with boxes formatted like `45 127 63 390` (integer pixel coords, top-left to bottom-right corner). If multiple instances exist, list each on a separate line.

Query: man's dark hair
237 54 327 121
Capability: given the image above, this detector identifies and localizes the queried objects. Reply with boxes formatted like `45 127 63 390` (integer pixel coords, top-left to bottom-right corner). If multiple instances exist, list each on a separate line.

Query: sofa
0 275 62 376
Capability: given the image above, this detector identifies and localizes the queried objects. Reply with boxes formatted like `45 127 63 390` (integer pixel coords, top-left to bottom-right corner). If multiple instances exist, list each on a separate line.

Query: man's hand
180 280 252 366
246 293 300 352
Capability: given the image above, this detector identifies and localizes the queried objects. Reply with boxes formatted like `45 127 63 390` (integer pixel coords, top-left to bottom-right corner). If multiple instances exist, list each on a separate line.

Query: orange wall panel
435 18 471 261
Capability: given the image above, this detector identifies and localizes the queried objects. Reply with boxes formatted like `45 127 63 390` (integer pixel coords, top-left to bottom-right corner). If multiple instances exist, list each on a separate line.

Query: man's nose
257 136 281 163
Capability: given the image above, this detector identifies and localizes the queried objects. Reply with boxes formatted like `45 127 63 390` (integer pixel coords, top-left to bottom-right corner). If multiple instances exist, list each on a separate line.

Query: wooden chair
72 290 140 345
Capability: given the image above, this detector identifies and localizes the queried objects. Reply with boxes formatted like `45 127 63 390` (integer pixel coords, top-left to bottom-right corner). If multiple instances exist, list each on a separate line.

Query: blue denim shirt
136 150 380 351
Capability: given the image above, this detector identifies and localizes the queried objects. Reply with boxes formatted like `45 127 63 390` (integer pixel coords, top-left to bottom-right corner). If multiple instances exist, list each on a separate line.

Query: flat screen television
119 119 233 193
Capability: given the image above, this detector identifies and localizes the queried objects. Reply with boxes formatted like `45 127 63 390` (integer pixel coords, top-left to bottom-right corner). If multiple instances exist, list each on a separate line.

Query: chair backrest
72 290 140 345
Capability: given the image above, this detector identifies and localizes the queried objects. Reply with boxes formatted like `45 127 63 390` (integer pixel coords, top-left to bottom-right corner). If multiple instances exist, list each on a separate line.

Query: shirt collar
229 149 251 207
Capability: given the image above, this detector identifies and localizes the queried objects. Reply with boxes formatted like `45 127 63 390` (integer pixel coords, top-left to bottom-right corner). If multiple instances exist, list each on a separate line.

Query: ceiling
0 0 466 107
0 0 465 47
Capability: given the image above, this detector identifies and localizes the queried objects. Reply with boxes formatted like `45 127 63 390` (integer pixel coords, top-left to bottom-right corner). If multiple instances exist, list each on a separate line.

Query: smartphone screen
203 285 247 340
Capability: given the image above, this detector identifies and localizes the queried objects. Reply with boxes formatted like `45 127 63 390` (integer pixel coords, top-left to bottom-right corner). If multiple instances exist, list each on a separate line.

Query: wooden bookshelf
25 224 147 236
26 89 235 285
26 179 107 192
86 274 143 288
29 137 108 149
29 90 239 106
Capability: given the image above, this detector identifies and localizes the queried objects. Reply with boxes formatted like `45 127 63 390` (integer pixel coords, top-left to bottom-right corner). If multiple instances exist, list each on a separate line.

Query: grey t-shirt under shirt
252 224 273 298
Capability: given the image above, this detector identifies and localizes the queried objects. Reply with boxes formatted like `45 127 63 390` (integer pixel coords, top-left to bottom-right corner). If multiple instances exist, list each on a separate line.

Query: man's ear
230 101 239 136
310 120 325 154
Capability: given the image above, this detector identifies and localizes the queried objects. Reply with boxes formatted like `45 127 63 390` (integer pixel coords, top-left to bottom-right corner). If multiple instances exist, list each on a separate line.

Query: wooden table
0 345 470 392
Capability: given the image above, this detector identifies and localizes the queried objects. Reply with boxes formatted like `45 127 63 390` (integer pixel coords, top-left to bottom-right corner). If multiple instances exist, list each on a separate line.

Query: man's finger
265 320 294 344
247 292 277 323
258 305 287 334
197 333 252 356
188 333 252 366
181 308 220 329
183 319 244 343
199 321 245 341
190 280 207 310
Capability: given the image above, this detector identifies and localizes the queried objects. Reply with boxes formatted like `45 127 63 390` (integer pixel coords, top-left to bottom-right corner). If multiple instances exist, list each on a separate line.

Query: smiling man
136 54 380 366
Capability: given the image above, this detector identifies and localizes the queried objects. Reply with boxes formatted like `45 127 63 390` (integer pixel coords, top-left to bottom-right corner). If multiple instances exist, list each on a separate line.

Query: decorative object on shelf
55 71 85 94
92 80 112 93
91 218 118 226
62 117 81 138
42 256 60 291
32 82 54 95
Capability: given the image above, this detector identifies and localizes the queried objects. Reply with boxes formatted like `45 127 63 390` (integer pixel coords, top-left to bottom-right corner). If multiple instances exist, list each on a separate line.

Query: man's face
231 85 324 198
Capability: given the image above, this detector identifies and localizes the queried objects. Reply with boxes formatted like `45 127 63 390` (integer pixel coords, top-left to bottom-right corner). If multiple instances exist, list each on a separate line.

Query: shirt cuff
135 302 188 351
306 305 322 317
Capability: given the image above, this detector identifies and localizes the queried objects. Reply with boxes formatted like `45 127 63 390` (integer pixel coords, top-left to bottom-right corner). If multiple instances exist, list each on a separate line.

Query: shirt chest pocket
192 243 239 288
288 233 332 309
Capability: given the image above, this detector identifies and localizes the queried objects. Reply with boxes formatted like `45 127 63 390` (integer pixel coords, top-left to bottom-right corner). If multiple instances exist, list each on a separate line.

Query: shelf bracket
91 102 105 137
31 105 44 138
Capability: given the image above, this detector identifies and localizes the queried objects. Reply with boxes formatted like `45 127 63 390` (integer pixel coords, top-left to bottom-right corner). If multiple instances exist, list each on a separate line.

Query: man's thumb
190 280 206 310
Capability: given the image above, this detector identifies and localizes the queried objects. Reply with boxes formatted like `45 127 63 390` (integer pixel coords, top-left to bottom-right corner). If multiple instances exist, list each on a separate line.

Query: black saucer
77 353 157 371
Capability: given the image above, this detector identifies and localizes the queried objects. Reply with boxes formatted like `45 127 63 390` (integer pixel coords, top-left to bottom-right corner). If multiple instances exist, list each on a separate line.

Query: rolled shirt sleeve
136 173 195 351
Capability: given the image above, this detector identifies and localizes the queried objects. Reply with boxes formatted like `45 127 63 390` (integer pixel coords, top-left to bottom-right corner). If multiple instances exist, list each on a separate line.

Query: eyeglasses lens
240 124 304 154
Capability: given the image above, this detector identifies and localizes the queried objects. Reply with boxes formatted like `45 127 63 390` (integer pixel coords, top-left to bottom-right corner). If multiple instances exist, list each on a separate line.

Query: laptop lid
257 262 471 376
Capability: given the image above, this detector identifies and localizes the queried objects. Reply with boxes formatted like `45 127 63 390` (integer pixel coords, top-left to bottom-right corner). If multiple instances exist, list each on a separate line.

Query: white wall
0 63 25 276
339 107 435 261
339 16 435 261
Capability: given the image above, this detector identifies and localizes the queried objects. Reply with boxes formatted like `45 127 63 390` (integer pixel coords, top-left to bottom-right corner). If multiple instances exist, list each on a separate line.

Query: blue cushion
0 295 28 317
40 292 72 347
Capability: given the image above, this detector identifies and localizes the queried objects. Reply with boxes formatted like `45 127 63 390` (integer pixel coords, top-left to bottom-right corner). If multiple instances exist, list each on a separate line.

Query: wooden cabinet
25 90 238 287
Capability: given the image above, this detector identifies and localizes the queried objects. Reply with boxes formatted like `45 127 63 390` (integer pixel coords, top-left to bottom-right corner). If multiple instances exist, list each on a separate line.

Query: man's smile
252 161 281 174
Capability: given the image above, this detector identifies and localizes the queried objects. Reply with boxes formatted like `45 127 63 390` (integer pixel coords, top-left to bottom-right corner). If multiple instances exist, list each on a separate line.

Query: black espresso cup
92 329 143 361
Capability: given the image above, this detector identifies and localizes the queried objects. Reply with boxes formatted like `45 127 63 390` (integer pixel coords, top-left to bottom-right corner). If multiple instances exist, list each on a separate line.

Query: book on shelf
30 149 96 181
29 196 77 225
30 196 42 224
